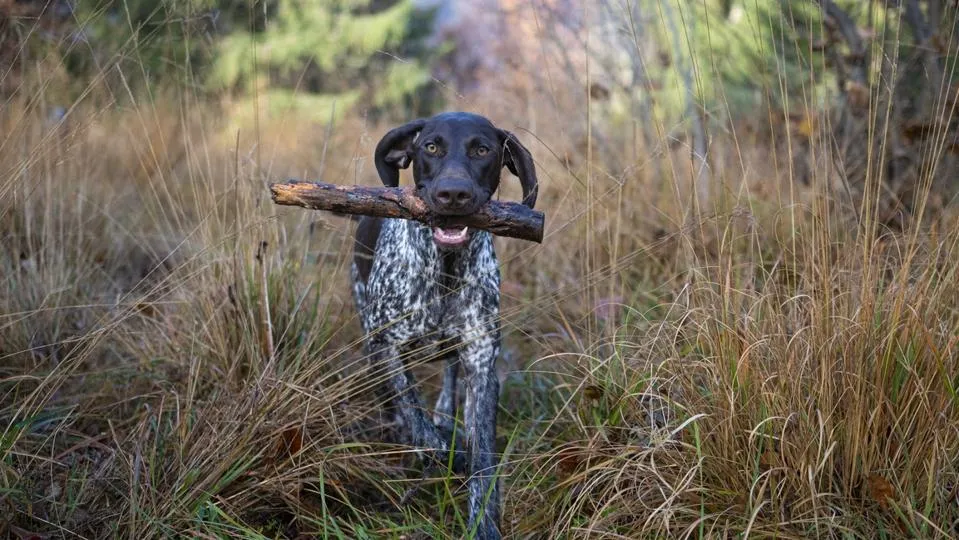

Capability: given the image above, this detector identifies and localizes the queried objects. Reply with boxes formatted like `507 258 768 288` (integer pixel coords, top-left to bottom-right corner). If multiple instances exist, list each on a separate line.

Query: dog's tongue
433 226 469 246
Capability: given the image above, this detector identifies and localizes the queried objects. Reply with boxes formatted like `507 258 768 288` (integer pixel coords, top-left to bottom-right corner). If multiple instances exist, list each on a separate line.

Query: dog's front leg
461 333 502 539
433 351 459 436
368 335 466 471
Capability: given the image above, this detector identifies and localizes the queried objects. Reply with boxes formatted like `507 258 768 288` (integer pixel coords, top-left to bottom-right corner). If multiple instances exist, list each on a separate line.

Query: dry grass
3 8 959 540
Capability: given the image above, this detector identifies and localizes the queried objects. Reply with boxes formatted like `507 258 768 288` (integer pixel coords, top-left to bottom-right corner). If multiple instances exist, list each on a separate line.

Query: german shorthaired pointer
350 112 538 539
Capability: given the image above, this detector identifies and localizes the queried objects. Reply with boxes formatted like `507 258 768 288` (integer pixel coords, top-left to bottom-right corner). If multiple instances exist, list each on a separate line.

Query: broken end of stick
532 218 545 244
523 212 546 244
269 179 307 206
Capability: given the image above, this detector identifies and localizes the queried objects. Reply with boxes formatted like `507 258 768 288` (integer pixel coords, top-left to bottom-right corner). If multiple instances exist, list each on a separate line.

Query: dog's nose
435 183 474 209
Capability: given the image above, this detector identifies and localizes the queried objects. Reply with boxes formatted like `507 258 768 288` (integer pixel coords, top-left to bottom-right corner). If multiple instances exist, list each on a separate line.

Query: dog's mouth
432 225 470 249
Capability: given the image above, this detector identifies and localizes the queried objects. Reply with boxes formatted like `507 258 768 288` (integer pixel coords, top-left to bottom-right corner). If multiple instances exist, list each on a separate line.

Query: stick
269 180 545 243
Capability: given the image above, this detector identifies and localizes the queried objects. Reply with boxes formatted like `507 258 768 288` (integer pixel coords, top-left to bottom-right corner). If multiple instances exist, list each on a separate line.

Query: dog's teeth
433 226 469 243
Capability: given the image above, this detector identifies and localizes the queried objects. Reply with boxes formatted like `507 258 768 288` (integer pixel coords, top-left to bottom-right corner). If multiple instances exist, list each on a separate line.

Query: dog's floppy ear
500 130 538 208
374 118 427 187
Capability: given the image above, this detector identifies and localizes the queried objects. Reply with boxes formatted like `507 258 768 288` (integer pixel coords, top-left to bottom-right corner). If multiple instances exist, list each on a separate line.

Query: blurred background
2 1 959 538
5 0 957 222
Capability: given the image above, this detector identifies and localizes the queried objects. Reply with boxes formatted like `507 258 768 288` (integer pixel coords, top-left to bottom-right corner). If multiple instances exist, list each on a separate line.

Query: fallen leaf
276 425 304 459
760 449 780 469
582 385 603 402
135 302 158 318
867 473 895 510
555 447 583 478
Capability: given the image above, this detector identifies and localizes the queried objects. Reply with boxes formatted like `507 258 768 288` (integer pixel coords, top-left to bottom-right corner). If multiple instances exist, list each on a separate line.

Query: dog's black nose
434 181 475 210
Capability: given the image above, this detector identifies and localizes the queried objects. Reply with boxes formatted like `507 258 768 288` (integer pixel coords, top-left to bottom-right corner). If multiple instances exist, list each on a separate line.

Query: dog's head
374 112 538 249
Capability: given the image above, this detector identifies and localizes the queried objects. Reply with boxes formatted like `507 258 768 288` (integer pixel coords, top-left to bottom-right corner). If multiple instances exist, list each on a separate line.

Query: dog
350 112 538 539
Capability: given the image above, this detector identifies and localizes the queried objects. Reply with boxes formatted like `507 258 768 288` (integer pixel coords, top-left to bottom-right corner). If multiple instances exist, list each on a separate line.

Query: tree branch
269 180 545 243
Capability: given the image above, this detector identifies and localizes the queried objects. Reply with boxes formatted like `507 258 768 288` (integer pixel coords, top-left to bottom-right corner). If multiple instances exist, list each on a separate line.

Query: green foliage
211 0 437 119
597 0 819 134
671 1 822 118
3 0 437 114
610 1 888 126
686 1 816 112
65 0 220 88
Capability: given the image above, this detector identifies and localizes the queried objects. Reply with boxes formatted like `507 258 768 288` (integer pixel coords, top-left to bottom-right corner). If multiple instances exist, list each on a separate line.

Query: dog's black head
374 112 538 249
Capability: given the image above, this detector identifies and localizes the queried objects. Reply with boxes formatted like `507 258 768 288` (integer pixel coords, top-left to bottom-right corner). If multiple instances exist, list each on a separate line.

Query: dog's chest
360 219 499 342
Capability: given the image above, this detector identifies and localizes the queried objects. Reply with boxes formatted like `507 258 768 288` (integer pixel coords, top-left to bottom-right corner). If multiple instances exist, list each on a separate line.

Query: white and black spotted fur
350 112 537 539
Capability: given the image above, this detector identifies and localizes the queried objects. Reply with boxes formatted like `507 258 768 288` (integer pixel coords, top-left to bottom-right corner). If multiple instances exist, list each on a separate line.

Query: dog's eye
475 146 489 157
424 142 438 154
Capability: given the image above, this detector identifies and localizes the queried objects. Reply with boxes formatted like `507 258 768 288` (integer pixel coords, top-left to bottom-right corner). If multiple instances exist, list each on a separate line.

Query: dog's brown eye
475 146 489 157
424 142 438 154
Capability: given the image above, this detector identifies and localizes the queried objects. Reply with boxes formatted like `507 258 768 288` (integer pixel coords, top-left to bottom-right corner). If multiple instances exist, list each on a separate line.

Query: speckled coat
351 217 502 535
352 111 538 540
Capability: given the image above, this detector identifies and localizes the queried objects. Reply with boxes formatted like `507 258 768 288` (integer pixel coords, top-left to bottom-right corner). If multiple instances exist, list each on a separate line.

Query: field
2 1 959 538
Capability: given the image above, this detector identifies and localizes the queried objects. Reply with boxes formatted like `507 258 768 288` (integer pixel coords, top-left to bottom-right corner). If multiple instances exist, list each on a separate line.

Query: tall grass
2 3 959 539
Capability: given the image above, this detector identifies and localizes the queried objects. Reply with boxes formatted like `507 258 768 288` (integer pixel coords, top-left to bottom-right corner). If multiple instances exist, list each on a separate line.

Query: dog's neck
439 250 458 290
408 221 495 289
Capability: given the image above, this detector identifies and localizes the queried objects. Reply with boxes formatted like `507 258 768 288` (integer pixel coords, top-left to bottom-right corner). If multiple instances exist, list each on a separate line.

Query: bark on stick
269 180 545 243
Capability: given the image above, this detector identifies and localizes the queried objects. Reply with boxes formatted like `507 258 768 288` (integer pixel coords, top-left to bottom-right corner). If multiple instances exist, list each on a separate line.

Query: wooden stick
269 180 545 243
